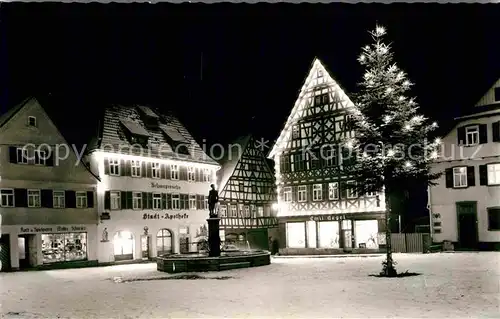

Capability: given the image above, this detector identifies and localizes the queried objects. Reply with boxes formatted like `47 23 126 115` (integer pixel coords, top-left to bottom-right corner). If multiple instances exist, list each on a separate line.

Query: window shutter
104 191 111 210
104 158 110 174
492 121 500 142
161 193 167 209
146 162 152 178
120 191 127 209
180 166 187 180
466 166 475 187
142 162 147 178
445 168 453 188
457 127 466 145
180 194 185 210
197 195 203 209
46 151 54 167
323 183 328 201
479 124 488 144
167 194 172 209
126 192 133 209
14 188 27 207
166 165 171 179
340 182 347 199
479 165 488 186
291 186 297 202
160 164 166 179
87 191 94 208
125 160 131 176
195 168 201 182
120 159 126 176
9 146 17 163
142 192 148 209
41 189 53 208
65 190 76 208
34 151 40 165
184 194 189 209
148 192 153 209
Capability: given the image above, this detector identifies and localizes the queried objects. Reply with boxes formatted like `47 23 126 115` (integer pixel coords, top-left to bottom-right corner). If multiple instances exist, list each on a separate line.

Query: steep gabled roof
217 135 252 191
0 97 32 128
93 104 219 166
268 57 355 158
474 77 500 108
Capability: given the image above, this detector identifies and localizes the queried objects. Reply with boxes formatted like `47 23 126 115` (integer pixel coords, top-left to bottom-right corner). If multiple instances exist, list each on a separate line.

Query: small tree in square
341 25 442 277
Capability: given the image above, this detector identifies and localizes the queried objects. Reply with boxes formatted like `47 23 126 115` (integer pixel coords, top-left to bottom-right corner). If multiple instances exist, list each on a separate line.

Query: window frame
151 162 161 179
487 163 500 186
76 191 88 208
170 164 179 180
28 116 37 127
153 193 162 210
0 188 14 207
283 187 292 202
109 158 120 176
187 166 196 182
453 166 468 188
16 147 29 164
203 168 211 182
298 185 307 202
189 194 197 210
28 189 41 208
313 184 322 201
328 182 339 200
53 190 66 209
346 181 357 199
132 192 142 210
465 125 479 146
131 160 142 177
171 193 180 210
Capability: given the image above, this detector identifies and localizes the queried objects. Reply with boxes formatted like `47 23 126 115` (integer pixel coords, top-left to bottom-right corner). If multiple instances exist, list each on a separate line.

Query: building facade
429 78 500 250
85 104 220 263
268 58 386 255
217 135 278 250
0 98 99 271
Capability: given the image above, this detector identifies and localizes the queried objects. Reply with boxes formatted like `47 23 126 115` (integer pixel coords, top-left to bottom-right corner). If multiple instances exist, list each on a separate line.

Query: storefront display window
318 221 340 248
42 232 87 264
156 228 172 256
286 222 306 248
354 220 379 248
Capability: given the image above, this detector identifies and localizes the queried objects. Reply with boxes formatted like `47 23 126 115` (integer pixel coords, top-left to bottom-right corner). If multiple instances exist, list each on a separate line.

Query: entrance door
18 235 31 269
456 202 478 250
113 231 134 261
0 235 11 271
140 235 150 260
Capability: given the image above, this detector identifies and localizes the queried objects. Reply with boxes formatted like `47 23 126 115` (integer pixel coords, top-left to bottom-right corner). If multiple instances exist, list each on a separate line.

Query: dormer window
161 127 190 156
28 116 37 127
137 105 159 129
120 119 150 147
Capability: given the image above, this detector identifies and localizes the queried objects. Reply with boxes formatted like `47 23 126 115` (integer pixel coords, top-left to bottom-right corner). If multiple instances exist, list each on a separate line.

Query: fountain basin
156 250 271 273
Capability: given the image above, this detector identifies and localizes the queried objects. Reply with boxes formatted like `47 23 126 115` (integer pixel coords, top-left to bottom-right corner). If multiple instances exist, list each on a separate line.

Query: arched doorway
113 231 134 261
156 229 173 257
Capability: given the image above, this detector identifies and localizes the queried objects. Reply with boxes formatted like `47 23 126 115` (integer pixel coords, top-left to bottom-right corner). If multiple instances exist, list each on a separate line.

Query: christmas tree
342 25 442 276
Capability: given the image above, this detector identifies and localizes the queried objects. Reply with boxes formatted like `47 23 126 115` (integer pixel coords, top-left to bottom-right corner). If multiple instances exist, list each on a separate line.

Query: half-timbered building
429 78 500 250
217 135 278 250
268 58 386 255
85 105 220 263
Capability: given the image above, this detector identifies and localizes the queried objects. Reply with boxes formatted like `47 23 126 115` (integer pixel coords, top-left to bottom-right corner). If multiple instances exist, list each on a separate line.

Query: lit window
110 191 120 210
453 167 468 188
0 189 14 207
283 187 292 202
76 191 88 208
203 168 211 182
28 189 41 208
53 190 65 208
153 193 162 210
109 158 120 176
230 205 237 217
346 181 357 199
171 194 180 210
244 206 250 218
298 185 307 202
219 205 227 217
324 148 336 167
487 164 500 185
292 125 300 139
132 192 142 210
187 166 196 181
151 162 161 178
16 148 29 164
257 206 264 217
189 195 197 210
313 184 322 201
131 160 141 177
465 126 479 146
329 182 339 200
170 165 179 180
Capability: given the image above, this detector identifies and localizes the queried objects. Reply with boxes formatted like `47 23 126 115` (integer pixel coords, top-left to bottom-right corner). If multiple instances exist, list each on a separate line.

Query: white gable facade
429 80 500 250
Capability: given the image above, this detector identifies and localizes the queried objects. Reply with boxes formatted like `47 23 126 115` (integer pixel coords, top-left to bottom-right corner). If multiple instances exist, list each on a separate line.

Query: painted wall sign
19 226 87 233
142 213 189 220
150 182 181 191
309 214 346 222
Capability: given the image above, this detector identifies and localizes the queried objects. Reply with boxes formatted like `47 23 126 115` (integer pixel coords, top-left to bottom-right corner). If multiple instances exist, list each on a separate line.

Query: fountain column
207 217 221 257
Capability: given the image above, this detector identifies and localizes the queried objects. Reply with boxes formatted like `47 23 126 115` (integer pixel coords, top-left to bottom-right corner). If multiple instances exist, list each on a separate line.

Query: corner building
268 58 387 255
86 105 219 263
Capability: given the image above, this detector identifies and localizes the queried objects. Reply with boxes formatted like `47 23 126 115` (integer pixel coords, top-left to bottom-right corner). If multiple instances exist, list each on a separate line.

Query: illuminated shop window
41 232 87 264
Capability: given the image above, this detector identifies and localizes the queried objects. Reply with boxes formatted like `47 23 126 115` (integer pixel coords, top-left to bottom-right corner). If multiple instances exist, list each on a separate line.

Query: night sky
1 3 499 149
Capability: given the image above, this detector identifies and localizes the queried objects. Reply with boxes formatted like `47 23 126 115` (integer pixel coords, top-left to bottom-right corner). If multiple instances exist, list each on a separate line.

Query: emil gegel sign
143 213 189 220
309 214 346 222
20 226 87 233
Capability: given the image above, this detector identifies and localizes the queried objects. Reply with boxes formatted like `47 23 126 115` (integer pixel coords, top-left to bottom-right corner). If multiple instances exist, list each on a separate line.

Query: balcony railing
219 216 279 229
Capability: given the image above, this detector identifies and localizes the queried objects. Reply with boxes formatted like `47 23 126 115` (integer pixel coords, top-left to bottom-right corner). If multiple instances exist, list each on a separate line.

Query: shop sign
142 213 189 220
150 182 181 191
19 226 87 233
310 214 346 222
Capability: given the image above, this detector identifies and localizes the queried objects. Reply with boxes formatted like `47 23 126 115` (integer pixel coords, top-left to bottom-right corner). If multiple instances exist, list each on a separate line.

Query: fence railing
391 233 431 253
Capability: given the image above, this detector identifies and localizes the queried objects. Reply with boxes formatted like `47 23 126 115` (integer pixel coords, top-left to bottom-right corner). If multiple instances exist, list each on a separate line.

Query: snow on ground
0 253 499 319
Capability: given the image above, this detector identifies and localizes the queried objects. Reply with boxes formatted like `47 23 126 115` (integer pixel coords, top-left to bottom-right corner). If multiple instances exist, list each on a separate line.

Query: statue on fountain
208 184 219 218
